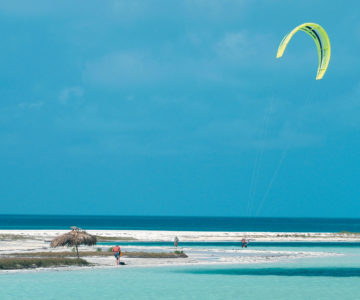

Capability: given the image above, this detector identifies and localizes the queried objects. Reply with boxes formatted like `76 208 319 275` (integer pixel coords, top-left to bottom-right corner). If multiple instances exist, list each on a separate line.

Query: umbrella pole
75 245 79 258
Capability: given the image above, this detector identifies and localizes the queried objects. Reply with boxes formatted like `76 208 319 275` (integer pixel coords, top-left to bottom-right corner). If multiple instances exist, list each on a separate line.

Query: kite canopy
276 23 331 80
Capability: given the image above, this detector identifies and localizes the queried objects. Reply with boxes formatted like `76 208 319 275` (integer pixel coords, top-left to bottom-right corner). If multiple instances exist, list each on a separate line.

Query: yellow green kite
276 23 331 80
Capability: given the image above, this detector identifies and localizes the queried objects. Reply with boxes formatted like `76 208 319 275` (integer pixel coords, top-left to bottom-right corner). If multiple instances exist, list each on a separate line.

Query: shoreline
1 229 357 273
0 249 340 274
1 229 360 242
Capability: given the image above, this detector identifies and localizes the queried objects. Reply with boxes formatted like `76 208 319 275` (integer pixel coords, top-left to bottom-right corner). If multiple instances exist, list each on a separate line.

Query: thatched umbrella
51 227 97 258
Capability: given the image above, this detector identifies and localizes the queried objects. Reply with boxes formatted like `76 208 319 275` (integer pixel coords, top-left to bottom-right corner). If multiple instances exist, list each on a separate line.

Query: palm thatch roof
51 227 97 249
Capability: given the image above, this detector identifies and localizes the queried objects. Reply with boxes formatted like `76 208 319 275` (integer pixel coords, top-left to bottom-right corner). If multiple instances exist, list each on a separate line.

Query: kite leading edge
276 23 331 80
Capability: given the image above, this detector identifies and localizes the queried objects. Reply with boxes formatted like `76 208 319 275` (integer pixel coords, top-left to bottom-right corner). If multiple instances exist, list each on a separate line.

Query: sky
0 0 359 217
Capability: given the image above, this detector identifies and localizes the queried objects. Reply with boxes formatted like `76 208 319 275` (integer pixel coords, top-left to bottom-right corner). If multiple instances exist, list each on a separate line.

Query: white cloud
215 31 273 65
318 81 360 130
0 0 55 16
194 117 325 152
0 0 112 17
111 0 145 19
182 0 246 20
83 52 164 87
18 101 44 109
59 86 84 104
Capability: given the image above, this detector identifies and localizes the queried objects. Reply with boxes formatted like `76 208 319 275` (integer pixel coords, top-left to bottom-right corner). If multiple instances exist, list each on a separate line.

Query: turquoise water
98 241 360 255
98 241 360 248
1 246 360 300
2 215 360 232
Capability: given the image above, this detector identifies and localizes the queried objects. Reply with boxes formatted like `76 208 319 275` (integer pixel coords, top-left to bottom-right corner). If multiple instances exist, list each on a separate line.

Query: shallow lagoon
1 244 360 300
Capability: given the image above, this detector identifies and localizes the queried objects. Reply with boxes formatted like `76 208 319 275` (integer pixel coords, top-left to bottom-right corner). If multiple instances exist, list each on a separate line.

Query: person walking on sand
112 245 121 265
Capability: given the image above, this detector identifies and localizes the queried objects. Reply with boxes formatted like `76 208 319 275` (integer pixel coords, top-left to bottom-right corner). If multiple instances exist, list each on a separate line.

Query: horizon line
0 214 359 220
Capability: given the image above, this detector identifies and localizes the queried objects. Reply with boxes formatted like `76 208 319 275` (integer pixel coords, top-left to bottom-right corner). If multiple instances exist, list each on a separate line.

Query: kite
276 23 331 80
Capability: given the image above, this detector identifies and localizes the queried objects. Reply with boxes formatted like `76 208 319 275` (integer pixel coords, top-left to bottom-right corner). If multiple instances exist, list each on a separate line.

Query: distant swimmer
241 238 249 248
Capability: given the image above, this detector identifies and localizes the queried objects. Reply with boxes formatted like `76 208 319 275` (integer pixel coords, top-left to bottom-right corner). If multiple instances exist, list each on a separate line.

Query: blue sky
0 0 359 217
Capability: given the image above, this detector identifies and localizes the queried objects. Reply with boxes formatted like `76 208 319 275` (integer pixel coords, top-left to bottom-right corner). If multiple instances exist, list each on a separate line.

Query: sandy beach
1 229 358 272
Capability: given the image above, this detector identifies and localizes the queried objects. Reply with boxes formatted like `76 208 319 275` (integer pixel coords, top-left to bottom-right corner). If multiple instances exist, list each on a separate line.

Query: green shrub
0 257 89 270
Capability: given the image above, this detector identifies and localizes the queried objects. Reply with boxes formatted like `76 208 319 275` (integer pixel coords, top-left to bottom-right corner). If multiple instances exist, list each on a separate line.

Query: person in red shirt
241 238 248 248
112 245 121 265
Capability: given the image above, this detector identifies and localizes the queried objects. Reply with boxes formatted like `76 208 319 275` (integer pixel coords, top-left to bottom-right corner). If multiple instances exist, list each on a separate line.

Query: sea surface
98 241 360 248
1 244 360 300
1 215 360 232
1 216 360 299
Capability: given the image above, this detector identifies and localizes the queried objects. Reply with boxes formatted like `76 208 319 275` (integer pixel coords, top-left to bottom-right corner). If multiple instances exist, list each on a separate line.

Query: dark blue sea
1 215 360 232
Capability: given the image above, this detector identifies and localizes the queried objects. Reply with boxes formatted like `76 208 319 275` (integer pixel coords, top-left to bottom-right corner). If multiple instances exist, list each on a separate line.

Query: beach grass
0 250 187 269
0 234 39 241
0 257 89 270
0 234 137 242
95 235 137 241
338 231 360 235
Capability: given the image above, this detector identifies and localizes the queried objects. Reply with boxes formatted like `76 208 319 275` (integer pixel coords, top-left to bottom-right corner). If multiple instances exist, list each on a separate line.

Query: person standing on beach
241 238 248 248
112 245 121 265
174 236 179 248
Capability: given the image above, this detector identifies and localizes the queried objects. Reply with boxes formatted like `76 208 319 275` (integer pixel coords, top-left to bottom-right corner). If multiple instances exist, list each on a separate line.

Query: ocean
2 216 360 299
1 215 360 232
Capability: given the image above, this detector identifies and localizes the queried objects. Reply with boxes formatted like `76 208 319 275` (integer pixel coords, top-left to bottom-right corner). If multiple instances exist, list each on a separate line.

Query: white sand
1 229 360 242
0 229 357 272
